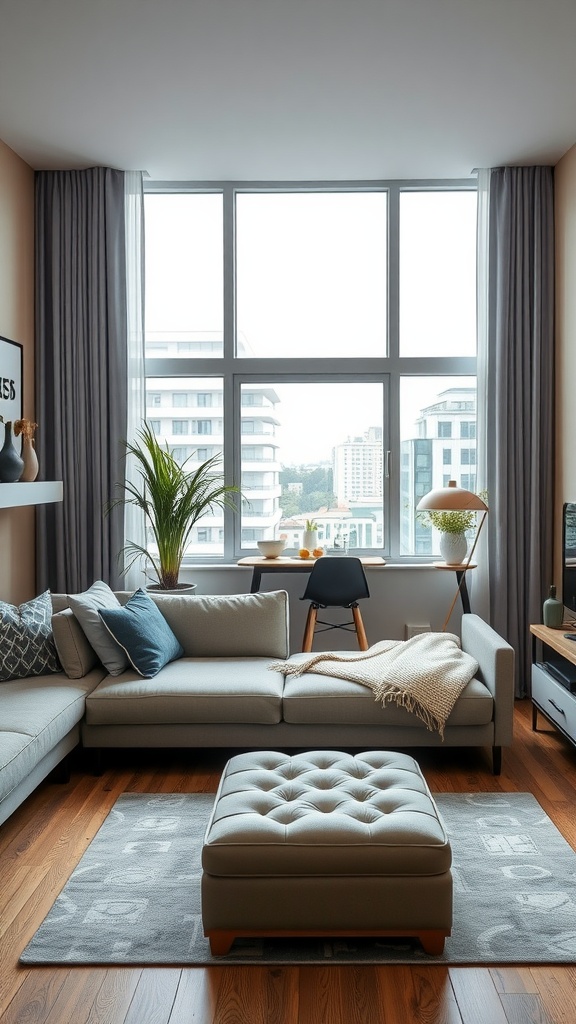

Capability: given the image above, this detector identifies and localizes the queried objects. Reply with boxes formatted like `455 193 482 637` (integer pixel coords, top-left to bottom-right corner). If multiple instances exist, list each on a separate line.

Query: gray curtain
485 166 555 696
35 168 129 593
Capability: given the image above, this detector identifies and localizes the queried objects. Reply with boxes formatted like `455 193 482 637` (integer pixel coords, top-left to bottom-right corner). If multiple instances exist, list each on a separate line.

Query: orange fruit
312 547 324 557
299 548 310 558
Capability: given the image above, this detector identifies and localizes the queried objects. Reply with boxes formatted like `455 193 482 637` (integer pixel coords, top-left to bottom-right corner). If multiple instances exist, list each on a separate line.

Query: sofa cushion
85 658 284 725
0 669 105 803
281 657 494 727
0 591 61 682
149 590 290 659
68 581 129 676
98 588 183 677
52 608 99 679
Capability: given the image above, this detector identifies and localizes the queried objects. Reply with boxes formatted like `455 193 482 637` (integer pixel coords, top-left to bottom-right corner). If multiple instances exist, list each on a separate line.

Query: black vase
0 421 24 483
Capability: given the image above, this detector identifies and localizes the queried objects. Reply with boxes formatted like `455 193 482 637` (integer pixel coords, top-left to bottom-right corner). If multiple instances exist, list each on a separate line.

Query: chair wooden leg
352 605 369 650
302 606 318 652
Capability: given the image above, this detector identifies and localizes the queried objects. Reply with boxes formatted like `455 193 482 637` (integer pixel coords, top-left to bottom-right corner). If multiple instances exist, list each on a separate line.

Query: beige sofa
0 588 514 826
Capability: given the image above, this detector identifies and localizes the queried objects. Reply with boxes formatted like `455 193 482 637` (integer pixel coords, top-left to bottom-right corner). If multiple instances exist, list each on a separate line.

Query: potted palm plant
111 422 240 590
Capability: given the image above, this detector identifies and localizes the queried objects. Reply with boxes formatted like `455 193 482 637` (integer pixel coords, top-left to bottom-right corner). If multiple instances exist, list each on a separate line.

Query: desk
432 562 477 614
237 556 386 594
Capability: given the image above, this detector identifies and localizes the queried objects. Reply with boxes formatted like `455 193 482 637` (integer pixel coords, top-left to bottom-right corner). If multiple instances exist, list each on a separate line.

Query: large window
144 183 477 561
236 192 387 358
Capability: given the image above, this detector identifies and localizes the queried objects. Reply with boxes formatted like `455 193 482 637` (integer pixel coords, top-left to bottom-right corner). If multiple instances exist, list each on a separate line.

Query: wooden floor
2 700 576 1024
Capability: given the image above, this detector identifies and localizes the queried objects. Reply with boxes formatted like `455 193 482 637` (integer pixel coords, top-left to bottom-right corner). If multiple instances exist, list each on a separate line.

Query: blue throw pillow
98 589 183 677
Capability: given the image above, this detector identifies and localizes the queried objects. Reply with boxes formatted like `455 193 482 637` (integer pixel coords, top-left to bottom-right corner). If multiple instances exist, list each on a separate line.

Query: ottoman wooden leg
207 931 236 955
419 930 448 955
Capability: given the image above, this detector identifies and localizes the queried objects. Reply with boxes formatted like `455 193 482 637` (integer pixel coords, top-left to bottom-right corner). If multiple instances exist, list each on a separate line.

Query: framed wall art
0 336 23 424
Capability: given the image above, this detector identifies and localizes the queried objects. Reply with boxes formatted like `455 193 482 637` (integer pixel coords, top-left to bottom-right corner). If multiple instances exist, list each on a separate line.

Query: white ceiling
1 0 575 182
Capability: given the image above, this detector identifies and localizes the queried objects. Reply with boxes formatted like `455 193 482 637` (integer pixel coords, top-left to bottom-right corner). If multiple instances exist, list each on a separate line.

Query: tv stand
530 624 576 746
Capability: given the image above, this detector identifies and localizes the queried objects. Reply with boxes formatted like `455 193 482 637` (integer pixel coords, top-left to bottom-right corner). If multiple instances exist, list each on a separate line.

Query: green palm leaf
109 422 241 589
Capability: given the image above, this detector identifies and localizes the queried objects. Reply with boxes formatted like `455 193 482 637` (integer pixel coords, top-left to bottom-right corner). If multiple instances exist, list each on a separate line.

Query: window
144 183 477 561
400 191 477 357
192 420 212 435
172 420 189 434
173 393 191 407
236 192 387 358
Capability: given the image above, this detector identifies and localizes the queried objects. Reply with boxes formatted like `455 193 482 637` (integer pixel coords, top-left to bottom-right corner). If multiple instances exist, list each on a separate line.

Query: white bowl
257 539 286 559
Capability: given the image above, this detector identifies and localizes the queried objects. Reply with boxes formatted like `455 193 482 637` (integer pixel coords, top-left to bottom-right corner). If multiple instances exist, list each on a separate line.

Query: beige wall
0 140 35 604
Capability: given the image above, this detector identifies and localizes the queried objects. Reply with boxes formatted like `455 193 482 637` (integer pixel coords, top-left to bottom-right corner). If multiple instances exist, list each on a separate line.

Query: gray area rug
20 791 576 965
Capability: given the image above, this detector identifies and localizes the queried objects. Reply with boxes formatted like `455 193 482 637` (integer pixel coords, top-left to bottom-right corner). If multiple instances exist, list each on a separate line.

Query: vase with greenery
111 422 240 590
302 518 319 552
14 418 39 482
417 492 488 565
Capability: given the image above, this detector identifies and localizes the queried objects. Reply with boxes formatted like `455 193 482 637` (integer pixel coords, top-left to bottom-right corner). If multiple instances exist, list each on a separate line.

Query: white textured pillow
68 581 129 676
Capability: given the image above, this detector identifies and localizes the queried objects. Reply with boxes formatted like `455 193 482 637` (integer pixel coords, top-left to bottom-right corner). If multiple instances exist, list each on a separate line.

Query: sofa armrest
460 613 515 747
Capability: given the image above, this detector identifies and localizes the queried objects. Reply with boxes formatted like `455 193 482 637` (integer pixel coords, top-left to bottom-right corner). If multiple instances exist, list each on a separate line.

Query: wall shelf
0 481 63 508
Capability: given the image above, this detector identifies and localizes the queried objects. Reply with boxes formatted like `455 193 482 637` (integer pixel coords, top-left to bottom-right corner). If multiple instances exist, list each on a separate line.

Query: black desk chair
300 557 370 652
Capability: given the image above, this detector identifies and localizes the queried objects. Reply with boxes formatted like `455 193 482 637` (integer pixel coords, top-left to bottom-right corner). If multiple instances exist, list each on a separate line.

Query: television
541 503 576 690
562 501 576 619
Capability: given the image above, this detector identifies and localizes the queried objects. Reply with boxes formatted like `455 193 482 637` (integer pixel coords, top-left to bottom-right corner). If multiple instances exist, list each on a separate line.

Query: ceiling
1 0 575 182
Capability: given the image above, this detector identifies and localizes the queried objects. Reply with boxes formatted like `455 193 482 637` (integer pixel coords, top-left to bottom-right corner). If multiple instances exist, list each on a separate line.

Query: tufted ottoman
201 750 452 955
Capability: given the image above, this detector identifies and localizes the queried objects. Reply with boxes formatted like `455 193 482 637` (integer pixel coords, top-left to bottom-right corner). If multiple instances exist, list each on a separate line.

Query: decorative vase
543 584 564 629
0 421 24 483
20 436 39 482
439 531 468 565
302 529 318 552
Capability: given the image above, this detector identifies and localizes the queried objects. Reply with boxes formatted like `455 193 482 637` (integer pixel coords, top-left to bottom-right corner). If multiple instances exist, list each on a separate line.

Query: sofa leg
53 754 71 784
492 746 502 775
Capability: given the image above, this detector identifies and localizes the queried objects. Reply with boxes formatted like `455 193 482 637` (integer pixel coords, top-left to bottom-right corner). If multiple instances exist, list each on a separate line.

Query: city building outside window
144 184 477 560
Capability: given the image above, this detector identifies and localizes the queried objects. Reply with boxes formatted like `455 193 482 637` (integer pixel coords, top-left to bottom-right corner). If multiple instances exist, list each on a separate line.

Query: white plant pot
147 583 197 595
302 530 318 552
439 532 468 565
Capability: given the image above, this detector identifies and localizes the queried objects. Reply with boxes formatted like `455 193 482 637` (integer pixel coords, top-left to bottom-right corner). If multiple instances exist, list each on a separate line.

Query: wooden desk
237 555 386 594
432 562 477 614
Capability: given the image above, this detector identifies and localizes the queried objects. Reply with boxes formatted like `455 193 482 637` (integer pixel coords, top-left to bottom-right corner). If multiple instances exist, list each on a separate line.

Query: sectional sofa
0 587 515 826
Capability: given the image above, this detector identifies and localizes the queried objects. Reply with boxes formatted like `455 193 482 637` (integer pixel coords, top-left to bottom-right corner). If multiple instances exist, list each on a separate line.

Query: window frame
144 179 477 564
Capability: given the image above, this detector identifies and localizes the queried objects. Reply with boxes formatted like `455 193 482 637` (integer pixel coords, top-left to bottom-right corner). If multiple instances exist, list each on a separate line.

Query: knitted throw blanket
270 632 479 739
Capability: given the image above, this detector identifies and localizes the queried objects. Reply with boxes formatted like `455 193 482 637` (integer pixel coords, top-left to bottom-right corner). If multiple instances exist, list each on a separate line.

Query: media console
530 623 576 748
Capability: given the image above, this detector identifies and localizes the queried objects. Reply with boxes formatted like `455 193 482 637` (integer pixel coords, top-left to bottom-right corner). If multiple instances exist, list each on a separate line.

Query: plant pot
302 530 318 552
147 583 197 595
439 531 468 565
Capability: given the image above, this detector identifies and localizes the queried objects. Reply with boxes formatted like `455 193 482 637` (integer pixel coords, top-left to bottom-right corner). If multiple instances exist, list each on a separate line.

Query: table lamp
417 480 489 630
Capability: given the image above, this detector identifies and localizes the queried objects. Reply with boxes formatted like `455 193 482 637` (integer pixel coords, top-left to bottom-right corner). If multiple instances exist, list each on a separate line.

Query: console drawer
532 662 576 741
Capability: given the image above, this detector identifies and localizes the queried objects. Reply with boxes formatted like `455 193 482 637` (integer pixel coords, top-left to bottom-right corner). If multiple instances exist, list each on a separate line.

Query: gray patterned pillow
0 591 62 681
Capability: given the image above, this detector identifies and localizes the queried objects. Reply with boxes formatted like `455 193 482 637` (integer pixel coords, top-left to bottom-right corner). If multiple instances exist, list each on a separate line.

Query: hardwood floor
2 700 576 1023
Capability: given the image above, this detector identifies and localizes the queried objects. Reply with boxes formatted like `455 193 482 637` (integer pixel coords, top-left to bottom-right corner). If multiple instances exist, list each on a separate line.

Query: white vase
439 532 468 565
20 437 39 482
302 529 318 551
